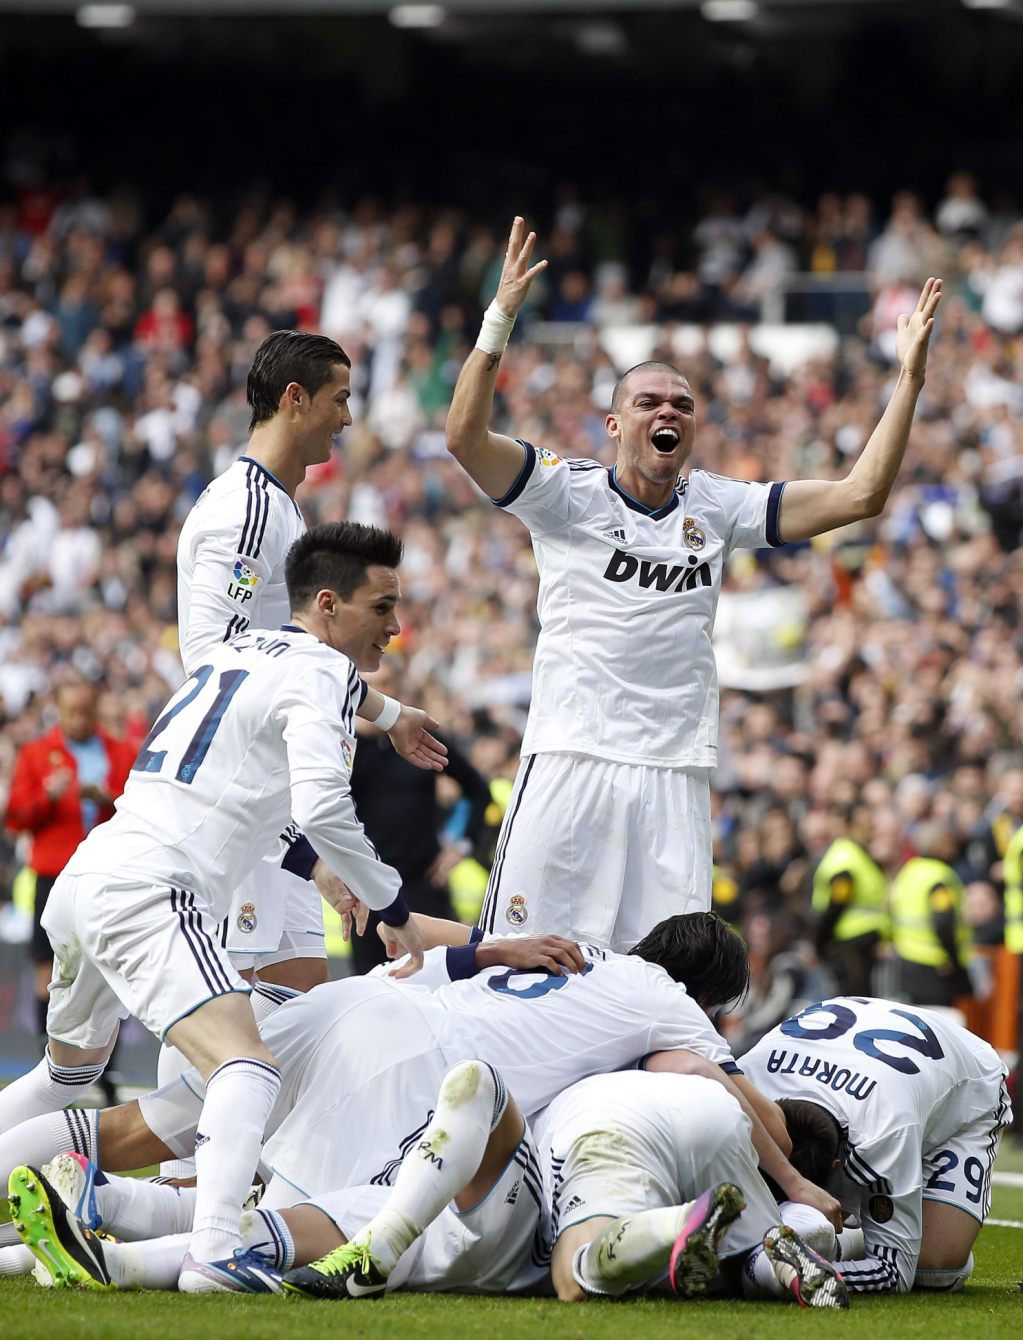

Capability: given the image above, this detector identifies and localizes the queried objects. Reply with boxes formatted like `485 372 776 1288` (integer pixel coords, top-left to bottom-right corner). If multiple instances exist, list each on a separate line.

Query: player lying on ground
532 1070 847 1309
7 1057 548 1296
0 915 840 1286
742 995 1012 1293
0 521 430 1293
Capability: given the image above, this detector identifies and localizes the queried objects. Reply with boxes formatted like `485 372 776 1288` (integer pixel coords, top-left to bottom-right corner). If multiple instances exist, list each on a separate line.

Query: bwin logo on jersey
603 548 711 593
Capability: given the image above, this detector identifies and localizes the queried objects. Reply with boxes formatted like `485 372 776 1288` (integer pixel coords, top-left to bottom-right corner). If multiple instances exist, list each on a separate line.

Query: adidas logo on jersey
504 1180 521 1206
602 548 711 593
602 527 627 545
562 1195 583 1213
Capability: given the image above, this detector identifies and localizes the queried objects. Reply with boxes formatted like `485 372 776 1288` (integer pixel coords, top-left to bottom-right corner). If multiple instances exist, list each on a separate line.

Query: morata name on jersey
761 1047 877 1103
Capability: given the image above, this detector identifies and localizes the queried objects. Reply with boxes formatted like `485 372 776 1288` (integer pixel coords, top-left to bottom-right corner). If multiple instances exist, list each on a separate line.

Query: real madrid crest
683 518 706 551
505 894 528 926
237 902 258 933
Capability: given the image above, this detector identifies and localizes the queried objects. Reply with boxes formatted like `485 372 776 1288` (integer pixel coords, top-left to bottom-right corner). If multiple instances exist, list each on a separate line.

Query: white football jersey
64 626 399 917
497 444 783 767
742 997 1009 1292
177 456 306 673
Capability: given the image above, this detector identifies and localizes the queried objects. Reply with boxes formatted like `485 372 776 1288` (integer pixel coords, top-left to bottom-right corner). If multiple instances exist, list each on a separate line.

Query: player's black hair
777 1098 844 1188
247 329 351 431
629 912 750 1010
286 521 403 610
610 360 688 413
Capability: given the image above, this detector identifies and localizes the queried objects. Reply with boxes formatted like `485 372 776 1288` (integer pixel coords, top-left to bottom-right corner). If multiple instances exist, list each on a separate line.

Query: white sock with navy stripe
0 1048 107 1132
0 1107 99 1201
187 1056 281 1263
352 1060 506 1277
251 981 301 1025
100 1209 296 1291
242 1208 295 1270
92 1172 196 1239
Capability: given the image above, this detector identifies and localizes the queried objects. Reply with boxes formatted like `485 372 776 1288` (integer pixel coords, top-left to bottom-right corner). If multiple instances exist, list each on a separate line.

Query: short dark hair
610 360 687 413
285 521 403 611
777 1098 844 1188
247 330 351 431
630 912 750 1011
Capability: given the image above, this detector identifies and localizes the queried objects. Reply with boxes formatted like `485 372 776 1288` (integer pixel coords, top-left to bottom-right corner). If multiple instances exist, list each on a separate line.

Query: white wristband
369 694 401 733
476 300 516 355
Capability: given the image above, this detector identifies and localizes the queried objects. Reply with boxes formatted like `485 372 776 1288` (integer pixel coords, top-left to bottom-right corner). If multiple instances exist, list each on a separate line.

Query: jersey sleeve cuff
445 943 482 980
468 925 485 945
281 833 319 881
491 441 537 507
766 481 786 547
377 893 411 927
720 1060 743 1076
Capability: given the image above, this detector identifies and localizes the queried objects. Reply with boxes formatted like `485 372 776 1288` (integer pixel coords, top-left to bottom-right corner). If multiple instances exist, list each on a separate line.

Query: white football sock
353 1061 507 1276
102 1209 295 1290
154 1043 196 1180
95 1172 196 1240
0 1244 34 1276
0 1049 107 1129
0 1108 99 1191
573 1205 689 1296
779 1201 836 1259
187 1057 280 1263
741 1244 790 1299
250 981 300 1024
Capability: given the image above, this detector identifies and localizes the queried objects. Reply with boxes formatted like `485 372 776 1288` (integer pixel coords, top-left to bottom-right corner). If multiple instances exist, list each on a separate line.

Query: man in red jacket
5 679 135 1034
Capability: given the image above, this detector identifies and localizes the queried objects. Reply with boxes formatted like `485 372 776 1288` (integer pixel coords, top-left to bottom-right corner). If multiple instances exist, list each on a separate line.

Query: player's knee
438 1060 505 1130
914 1252 974 1292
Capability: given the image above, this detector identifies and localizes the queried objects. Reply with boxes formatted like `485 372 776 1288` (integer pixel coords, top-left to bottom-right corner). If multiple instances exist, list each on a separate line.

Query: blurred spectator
3 678 134 1039
889 823 974 1008
348 662 491 974
811 808 889 996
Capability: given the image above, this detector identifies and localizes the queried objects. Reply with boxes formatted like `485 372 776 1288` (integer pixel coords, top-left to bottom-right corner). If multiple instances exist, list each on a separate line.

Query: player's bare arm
359 685 448 772
778 277 942 544
446 216 548 499
377 913 586 975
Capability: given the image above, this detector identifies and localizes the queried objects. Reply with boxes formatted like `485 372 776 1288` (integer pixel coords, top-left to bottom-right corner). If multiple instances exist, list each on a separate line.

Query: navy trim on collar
608 467 680 519
280 623 310 635
239 455 292 498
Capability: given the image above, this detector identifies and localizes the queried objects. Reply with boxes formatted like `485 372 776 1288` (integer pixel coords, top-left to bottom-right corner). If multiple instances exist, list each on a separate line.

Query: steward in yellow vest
812 836 888 995
890 826 972 1007
1003 823 1023 955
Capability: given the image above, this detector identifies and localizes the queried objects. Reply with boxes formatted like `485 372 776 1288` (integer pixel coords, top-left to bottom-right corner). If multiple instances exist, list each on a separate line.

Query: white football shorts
478 754 712 952
222 862 326 970
535 1071 779 1259
41 871 248 1048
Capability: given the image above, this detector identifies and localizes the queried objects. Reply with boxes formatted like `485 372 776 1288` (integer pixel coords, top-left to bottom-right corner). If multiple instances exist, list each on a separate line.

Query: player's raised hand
477 934 587 976
312 860 369 940
494 216 548 319
896 276 942 379
388 704 448 773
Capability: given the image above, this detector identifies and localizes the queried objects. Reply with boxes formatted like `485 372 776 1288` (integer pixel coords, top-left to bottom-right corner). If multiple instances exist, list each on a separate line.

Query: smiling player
447 217 941 952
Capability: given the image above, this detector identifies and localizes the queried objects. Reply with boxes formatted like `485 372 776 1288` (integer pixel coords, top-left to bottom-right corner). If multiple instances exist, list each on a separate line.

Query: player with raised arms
447 219 942 951
0 521 426 1292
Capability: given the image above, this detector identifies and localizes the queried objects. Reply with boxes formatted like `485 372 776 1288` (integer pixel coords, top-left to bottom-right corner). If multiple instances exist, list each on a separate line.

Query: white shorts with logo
303 1132 551 1295
921 1076 1012 1224
532 1071 779 1260
41 871 248 1048
223 862 326 971
477 753 712 953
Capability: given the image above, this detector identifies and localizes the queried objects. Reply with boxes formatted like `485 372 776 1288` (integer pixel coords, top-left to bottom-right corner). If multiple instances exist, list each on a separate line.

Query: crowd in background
1 173 1021 1029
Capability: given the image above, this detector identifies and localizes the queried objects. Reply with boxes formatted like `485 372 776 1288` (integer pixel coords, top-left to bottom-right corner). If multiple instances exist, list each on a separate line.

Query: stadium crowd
1 174 1021 1011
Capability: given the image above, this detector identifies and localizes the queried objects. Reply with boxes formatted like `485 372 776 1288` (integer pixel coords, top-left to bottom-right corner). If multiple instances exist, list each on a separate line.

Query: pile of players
0 220 1009 1306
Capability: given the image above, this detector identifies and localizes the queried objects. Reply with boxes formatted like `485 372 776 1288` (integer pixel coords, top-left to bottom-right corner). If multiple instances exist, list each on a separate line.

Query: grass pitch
1 1147 1021 1340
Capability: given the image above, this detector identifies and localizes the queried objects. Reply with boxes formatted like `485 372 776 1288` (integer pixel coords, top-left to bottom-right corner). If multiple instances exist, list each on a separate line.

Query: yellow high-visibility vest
811 839 888 941
890 857 972 968
1004 824 1023 954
